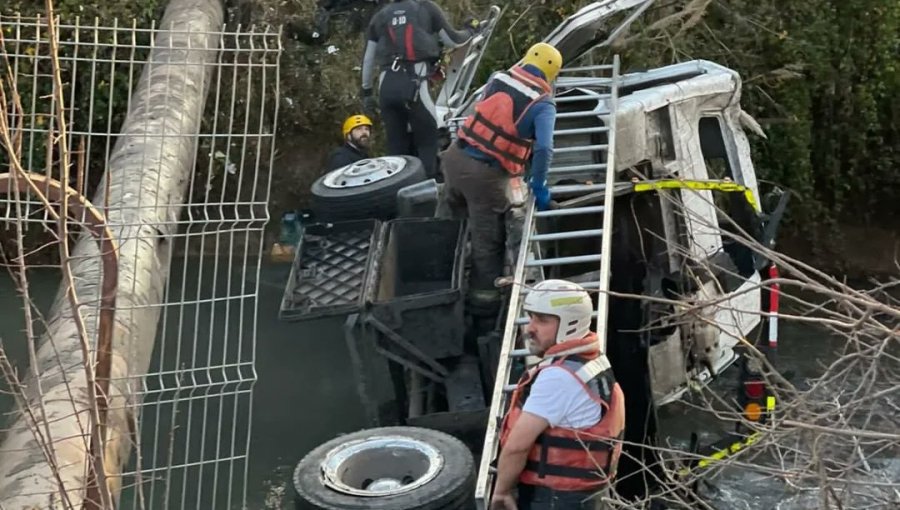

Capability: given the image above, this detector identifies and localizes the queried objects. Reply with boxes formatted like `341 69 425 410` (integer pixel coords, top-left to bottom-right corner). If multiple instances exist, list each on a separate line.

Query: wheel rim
323 157 407 189
319 435 444 497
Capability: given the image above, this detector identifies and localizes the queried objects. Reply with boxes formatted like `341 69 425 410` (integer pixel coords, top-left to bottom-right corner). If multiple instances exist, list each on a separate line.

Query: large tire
293 426 475 510
311 156 426 222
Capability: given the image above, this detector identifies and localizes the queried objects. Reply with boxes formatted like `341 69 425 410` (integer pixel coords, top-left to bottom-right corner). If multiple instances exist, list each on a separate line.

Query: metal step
519 280 601 295
525 253 604 267
549 183 609 195
554 126 610 136
558 78 618 88
462 52 479 67
556 111 610 120
553 144 608 153
535 205 605 217
556 94 612 104
515 310 603 326
560 64 615 73
549 163 607 174
530 228 603 242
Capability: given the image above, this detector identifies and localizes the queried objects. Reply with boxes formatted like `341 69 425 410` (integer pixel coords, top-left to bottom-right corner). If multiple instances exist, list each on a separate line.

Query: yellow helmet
521 42 563 82
342 114 373 138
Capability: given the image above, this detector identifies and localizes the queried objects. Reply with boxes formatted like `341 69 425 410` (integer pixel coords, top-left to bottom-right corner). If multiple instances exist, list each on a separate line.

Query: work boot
467 288 501 317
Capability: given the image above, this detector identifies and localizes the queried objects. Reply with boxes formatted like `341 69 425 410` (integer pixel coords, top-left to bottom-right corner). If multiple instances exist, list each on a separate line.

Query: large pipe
0 0 224 506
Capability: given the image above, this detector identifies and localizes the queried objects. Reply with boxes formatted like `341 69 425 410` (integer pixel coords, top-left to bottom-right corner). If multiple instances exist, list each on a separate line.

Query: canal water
0 263 896 508
0 260 368 509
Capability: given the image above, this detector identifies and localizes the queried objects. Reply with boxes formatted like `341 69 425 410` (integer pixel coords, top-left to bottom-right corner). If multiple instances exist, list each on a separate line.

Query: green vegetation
2 0 897 267
254 0 899 240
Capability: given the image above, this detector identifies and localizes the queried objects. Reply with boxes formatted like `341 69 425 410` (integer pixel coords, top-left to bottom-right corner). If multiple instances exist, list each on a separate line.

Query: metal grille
0 11 281 509
280 219 380 321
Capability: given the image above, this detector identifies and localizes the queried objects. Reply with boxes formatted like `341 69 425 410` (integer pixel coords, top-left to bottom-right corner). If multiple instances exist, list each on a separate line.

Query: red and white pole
767 264 780 350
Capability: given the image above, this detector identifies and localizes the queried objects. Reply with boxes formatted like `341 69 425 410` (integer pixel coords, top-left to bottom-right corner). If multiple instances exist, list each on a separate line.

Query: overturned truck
282 1 789 509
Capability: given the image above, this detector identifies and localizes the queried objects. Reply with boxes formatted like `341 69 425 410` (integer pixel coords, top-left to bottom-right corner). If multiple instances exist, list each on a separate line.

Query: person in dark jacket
360 0 478 179
326 114 373 171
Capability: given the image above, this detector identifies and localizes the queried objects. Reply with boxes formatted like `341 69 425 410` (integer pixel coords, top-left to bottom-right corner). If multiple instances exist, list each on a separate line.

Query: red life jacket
457 66 552 176
499 333 626 492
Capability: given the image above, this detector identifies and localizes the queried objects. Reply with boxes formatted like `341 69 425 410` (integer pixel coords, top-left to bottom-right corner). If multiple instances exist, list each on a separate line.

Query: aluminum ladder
474 55 622 510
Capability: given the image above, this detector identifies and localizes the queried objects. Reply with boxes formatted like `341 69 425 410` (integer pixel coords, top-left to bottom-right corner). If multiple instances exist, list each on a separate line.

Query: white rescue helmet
522 279 593 344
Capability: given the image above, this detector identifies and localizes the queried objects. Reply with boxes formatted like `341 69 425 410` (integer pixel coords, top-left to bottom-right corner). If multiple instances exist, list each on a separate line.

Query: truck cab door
443 1 655 129
433 6 501 129
543 0 655 64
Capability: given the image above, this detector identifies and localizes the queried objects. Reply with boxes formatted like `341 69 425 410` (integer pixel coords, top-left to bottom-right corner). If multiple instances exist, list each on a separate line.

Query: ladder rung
509 348 531 358
553 144 608 153
554 126 610 136
549 163 607 174
556 111 609 120
525 254 603 267
503 384 517 393
560 64 615 73
530 228 603 242
549 183 608 195
559 79 618 88
535 205 605 217
556 94 611 103
515 309 602 325
519 281 601 295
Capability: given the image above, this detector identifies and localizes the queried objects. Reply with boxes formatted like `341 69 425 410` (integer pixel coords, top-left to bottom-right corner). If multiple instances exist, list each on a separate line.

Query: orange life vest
457 65 552 176
499 334 626 492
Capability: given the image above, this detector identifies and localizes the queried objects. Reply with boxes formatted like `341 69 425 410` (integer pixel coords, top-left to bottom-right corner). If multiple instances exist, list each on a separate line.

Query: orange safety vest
457 65 552 176
499 334 626 492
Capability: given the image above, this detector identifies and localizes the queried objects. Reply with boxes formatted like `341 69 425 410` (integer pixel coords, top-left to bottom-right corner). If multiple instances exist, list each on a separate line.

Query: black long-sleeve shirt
326 142 369 172
361 0 472 90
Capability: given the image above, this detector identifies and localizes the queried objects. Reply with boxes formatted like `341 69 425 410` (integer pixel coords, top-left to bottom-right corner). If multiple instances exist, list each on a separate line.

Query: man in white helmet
493 279 626 510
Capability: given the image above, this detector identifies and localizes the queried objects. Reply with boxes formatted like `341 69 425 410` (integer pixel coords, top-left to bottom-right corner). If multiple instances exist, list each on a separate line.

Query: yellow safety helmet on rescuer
342 114 373 138
521 42 563 83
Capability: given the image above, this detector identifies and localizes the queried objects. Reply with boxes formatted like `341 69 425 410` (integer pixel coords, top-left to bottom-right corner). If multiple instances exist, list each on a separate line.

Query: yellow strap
632 179 760 212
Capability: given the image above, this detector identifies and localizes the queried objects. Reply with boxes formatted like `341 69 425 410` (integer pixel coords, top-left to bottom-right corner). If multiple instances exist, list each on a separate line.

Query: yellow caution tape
632 179 760 212
676 432 762 477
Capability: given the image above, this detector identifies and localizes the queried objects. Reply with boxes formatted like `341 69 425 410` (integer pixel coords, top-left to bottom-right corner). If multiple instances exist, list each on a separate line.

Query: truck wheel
293 426 475 510
311 156 426 222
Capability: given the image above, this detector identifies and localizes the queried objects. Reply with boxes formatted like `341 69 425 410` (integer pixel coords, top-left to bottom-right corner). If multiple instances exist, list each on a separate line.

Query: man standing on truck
493 279 625 510
437 42 561 314
360 0 480 180
326 114 374 172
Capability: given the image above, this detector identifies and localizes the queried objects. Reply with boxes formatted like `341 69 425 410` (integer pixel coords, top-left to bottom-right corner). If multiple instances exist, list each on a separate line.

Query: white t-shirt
521 366 603 428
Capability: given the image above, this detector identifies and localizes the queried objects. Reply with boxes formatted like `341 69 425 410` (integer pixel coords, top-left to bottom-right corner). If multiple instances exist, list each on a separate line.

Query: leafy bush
249 0 899 238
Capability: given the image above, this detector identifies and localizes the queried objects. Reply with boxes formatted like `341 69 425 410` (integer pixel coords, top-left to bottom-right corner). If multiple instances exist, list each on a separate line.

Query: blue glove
530 180 552 211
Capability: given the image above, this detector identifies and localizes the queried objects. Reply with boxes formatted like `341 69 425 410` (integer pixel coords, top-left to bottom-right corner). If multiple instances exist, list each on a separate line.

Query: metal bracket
364 314 449 383
760 187 790 250
344 313 380 426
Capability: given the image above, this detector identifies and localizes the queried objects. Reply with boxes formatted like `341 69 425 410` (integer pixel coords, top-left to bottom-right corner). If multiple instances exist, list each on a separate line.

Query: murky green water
1 265 895 509
0 262 368 509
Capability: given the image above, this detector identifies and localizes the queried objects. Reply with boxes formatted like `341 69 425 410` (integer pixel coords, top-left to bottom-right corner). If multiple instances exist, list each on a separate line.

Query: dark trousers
436 143 510 293
378 67 439 180
518 484 608 510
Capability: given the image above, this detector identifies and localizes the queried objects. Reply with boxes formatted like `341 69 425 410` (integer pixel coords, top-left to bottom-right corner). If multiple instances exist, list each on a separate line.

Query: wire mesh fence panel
0 10 281 509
